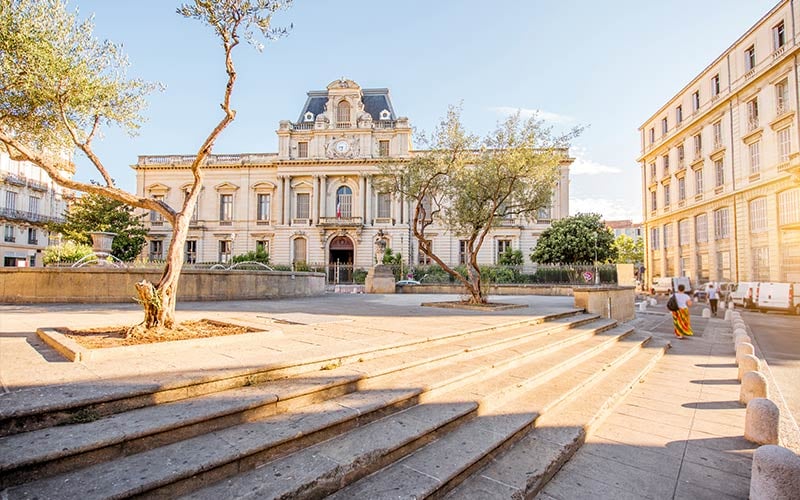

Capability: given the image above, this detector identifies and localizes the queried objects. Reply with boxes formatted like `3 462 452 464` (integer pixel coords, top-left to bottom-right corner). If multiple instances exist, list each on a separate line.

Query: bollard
734 320 747 330
745 398 780 445
702 308 711 318
649 298 657 306
725 309 732 320
719 300 727 310
750 445 800 500
735 334 752 349
736 342 755 365
740 370 768 404
738 353 760 381
638 301 647 312
733 327 748 337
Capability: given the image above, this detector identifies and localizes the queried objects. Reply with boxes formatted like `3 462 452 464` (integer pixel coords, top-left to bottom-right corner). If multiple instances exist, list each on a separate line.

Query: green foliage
382 247 402 265
230 244 270 264
530 213 618 264
47 193 147 261
613 234 644 264
43 240 93 265
498 248 523 266
353 269 368 284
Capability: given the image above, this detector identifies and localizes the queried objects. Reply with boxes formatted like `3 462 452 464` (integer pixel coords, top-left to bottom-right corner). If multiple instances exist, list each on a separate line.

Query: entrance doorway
328 235 354 283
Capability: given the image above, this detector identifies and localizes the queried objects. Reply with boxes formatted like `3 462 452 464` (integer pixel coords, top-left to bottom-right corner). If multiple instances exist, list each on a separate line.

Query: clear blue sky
71 0 778 222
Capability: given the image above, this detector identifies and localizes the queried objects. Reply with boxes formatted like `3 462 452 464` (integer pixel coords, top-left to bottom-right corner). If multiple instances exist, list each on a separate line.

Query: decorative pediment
214 182 239 193
326 78 360 90
212 232 233 239
290 179 314 189
146 183 170 195
250 232 275 239
252 181 277 193
179 182 204 192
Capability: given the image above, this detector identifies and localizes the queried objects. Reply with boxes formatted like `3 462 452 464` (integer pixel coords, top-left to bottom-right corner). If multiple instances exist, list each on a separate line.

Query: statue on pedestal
374 229 388 265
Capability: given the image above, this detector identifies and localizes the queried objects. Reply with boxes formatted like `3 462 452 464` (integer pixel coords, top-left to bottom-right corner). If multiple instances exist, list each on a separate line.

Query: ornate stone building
134 79 572 281
638 1 800 285
0 150 71 267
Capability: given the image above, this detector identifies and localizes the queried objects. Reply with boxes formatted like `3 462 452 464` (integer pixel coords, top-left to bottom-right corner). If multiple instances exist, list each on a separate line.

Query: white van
651 276 692 295
755 282 800 315
730 282 759 309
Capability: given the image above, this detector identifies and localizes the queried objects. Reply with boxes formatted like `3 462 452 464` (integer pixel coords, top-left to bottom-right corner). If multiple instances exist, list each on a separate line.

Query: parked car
730 282 759 309
395 279 421 286
754 282 800 315
693 286 708 301
718 282 736 302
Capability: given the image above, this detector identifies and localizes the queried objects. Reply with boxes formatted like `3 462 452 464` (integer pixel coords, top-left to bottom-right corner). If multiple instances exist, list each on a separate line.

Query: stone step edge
0 316 610 485
0 309 586 436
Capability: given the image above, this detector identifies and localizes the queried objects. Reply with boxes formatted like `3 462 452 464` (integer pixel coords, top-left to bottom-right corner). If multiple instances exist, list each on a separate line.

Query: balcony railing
746 117 760 132
776 102 792 116
318 216 363 227
336 123 352 129
773 45 787 60
28 238 38 245
3 173 26 187
4 236 15 243
293 122 314 130
0 207 64 224
374 120 396 129
27 179 48 192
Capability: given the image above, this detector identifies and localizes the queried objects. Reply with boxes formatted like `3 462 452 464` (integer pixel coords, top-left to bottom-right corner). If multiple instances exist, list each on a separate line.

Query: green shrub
230 244 270 264
353 269 368 284
43 241 93 265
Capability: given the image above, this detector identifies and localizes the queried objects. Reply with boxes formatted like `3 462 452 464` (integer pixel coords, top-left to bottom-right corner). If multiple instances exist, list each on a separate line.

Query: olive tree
0 0 292 331
379 107 580 304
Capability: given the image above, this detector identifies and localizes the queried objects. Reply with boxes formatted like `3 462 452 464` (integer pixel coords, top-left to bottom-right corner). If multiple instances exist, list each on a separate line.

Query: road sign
583 271 594 283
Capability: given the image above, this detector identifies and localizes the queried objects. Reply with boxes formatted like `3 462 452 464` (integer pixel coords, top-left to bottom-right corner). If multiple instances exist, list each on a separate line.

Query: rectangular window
693 133 702 158
27 227 37 245
779 189 800 225
459 240 468 265
750 198 767 233
711 74 720 96
752 247 770 281
663 224 672 248
28 196 39 214
418 239 432 265
297 141 308 158
219 240 231 263
662 154 669 174
295 193 310 219
747 98 759 130
649 162 656 181
712 121 722 147
677 145 685 165
661 117 668 135
4 190 16 211
678 219 689 246
650 227 660 250
695 168 704 195
678 177 686 201
185 240 197 263
150 195 164 226
715 159 724 187
745 45 756 71
778 127 792 162
714 208 730 239
749 141 760 174
650 190 657 211
776 79 790 114
692 91 700 112
378 140 389 157
292 238 306 264
649 128 655 144
773 21 786 50
695 214 708 243
496 239 512 264
149 240 163 260
676 105 683 124
219 193 233 225
717 250 731 280
3 224 13 243
256 240 270 255
377 192 391 219
663 184 671 207
256 193 270 223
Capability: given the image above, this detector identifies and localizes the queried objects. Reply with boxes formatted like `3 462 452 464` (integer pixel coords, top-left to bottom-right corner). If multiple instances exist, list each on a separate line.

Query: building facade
638 1 800 286
0 150 71 267
134 79 572 281
605 220 642 241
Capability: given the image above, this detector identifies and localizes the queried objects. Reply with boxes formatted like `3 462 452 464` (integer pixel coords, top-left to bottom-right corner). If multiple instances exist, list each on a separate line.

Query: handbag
666 294 679 312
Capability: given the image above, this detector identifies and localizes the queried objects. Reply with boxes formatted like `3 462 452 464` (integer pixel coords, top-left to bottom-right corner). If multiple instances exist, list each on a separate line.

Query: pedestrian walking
707 283 719 317
672 284 694 339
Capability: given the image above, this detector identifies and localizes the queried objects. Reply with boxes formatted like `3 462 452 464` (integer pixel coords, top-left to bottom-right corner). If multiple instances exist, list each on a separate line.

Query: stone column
312 175 320 225
279 176 286 225
320 175 327 219
283 175 292 226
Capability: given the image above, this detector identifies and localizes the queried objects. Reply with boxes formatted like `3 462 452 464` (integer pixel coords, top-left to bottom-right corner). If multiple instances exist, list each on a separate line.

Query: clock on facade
334 140 350 154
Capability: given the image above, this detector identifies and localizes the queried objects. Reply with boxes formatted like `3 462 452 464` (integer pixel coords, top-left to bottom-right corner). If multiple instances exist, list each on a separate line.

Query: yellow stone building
638 1 800 286
134 79 572 282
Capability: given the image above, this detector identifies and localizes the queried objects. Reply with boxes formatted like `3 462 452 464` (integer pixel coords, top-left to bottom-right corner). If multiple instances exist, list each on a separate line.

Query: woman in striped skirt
672 284 693 339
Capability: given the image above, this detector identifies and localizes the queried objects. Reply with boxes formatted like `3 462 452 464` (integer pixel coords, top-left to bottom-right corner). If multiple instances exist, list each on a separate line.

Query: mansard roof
296 84 397 123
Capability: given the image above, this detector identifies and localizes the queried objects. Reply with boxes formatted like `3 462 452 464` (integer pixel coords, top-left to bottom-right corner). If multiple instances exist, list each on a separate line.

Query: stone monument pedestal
365 264 396 294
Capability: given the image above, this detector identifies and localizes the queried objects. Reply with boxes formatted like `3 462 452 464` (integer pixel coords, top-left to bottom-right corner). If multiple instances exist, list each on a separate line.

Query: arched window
292 237 307 265
337 100 351 127
336 186 352 219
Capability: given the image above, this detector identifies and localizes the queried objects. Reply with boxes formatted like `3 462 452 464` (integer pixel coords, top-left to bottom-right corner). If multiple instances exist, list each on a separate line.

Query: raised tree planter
572 285 636 322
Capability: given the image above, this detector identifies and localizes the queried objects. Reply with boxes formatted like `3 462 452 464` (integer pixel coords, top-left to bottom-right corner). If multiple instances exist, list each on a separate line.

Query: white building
638 1 800 285
134 79 572 281
0 150 72 267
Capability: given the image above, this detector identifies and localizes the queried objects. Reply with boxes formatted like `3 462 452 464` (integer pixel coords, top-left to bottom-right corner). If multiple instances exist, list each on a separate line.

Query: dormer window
303 111 314 122
379 109 391 120
336 100 351 127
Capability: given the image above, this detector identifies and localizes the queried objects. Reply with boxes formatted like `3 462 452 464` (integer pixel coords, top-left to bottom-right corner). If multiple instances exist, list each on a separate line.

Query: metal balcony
318 216 363 228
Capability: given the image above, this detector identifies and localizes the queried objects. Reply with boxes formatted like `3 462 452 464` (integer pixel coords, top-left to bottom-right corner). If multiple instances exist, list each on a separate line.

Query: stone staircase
0 310 667 499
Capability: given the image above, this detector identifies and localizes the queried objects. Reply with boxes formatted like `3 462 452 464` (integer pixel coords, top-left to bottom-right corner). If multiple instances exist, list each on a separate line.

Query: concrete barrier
649 297 657 306
745 398 780 445
0 268 325 303
733 327 748 338
724 309 732 320
740 371 768 405
735 342 755 366
394 283 574 296
750 445 800 500
735 334 752 350
572 286 636 323
638 301 647 312
702 308 711 318
738 354 760 381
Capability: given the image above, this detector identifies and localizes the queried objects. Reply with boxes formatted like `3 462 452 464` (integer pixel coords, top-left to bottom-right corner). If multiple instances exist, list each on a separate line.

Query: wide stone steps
0 312 600 488
0 309 585 438
187 329 656 499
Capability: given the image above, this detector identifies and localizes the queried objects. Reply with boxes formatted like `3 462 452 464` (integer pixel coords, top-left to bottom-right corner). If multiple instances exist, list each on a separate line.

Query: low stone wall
0 268 325 304
572 285 636 322
395 283 574 296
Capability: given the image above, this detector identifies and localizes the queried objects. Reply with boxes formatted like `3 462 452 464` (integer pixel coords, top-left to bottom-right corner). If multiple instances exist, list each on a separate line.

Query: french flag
336 200 341 218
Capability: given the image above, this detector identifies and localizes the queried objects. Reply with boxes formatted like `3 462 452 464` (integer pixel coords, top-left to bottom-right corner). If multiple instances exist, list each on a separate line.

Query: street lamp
593 232 599 285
